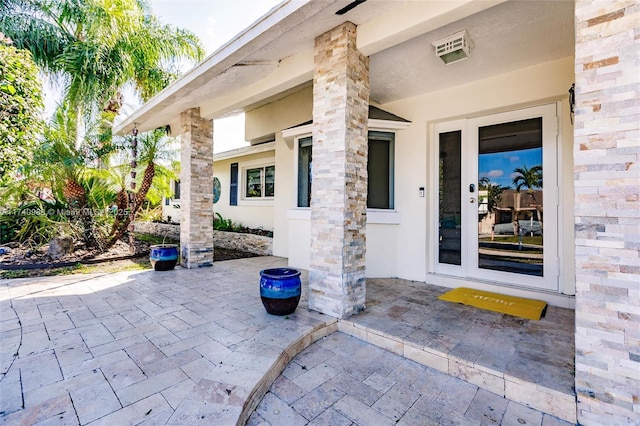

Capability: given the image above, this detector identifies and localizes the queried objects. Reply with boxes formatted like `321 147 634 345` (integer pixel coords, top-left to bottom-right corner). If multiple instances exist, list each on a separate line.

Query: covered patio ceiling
114 0 574 136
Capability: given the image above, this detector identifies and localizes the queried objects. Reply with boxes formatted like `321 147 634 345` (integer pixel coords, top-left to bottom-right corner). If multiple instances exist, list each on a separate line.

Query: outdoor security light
433 30 473 65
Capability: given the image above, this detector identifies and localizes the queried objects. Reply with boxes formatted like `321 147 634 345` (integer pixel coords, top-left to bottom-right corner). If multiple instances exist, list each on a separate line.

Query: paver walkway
250 332 572 426
0 257 335 425
1 256 576 425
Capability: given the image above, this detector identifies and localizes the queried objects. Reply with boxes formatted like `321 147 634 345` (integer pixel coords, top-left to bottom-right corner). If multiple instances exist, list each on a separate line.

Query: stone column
180 107 214 268
309 22 370 319
574 1 640 424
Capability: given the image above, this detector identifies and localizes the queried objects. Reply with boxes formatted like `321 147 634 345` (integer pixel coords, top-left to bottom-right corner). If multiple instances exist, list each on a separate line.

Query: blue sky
479 147 542 189
43 0 281 152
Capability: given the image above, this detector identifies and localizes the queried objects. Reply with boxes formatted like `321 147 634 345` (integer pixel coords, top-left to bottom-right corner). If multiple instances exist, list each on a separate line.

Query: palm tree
513 165 542 202
29 103 103 247
479 177 507 215
0 0 204 124
106 128 177 248
512 164 543 222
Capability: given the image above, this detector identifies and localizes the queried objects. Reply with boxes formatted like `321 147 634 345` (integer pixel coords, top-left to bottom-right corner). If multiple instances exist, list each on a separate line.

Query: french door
434 104 559 291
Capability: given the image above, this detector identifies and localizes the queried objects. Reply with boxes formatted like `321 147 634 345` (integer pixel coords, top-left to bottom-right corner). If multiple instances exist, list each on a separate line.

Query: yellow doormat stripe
438 287 547 320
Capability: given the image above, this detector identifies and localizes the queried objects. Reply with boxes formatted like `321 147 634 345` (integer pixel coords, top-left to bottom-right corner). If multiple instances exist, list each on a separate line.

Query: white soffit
115 0 566 135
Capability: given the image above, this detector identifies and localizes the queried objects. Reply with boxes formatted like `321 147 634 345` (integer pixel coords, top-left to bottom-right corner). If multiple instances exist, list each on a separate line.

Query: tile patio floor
0 256 576 425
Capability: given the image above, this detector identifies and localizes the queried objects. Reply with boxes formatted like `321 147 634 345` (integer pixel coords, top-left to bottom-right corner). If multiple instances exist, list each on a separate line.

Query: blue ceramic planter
259 268 301 315
150 244 178 271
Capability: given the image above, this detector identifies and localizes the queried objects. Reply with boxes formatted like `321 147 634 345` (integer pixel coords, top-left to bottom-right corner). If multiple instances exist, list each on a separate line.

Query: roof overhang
114 0 510 136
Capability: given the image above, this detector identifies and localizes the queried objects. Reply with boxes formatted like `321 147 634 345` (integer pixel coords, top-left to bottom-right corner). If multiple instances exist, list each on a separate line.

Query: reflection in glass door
434 104 558 291
477 118 543 276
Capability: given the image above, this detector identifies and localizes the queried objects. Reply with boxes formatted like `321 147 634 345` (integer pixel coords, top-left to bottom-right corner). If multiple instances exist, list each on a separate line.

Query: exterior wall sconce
433 30 473 65
569 83 575 124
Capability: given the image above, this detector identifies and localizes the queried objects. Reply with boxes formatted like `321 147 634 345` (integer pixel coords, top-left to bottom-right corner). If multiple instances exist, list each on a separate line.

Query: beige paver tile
179 356 216 382
502 400 544 426
372 383 421 422
89 333 149 357
396 406 440 426
465 388 509 424
542 413 575 426
0 368 23 416
291 383 345 420
139 348 202 377
76 323 114 348
364 371 397 393
254 392 307 426
220 351 276 374
101 357 147 390
60 349 129 379
124 341 166 366
1 393 77 425
89 393 172 426
327 372 383 406
116 367 188 406
167 398 242 425
55 342 93 370
434 373 479 414
18 328 53 357
269 375 306 405
69 373 121 424
333 394 395 426
18 350 63 393
291 363 340 393
306 407 352 426
160 379 196 410
245 411 268 426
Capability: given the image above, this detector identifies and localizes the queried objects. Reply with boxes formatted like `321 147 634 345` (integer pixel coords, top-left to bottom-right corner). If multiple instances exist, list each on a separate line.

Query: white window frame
283 120 409 223
238 158 275 206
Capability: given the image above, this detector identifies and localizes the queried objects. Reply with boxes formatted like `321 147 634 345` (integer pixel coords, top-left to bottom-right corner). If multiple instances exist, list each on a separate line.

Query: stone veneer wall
573 1 640 424
133 222 272 256
179 108 214 268
309 22 370 319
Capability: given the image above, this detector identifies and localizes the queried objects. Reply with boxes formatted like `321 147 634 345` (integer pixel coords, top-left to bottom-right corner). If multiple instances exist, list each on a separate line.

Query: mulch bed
0 239 261 274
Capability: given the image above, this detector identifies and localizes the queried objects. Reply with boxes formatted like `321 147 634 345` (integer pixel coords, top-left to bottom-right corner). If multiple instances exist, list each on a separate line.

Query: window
230 163 238 205
298 137 312 207
367 132 394 209
245 165 275 198
172 180 181 200
296 132 394 209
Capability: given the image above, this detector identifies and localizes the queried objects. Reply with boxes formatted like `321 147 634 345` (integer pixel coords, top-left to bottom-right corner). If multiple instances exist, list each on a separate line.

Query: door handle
470 198 476 203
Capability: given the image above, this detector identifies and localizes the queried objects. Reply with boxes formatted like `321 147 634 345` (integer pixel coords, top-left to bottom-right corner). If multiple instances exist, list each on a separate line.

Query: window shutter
230 163 238 206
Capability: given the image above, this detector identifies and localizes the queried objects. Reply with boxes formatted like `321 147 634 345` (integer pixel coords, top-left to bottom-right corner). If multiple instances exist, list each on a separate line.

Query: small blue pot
259 268 301 315
150 244 178 271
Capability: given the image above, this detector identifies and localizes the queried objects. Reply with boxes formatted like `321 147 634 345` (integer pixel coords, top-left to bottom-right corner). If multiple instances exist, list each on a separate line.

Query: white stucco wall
243 56 575 303
384 56 575 299
245 87 314 257
213 151 275 231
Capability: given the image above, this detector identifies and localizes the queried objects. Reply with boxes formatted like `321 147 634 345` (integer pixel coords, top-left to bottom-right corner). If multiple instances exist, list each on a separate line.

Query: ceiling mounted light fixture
433 30 473 65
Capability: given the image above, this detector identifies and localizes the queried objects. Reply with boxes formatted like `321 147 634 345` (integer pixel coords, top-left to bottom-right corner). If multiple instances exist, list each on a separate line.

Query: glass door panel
477 118 543 276
439 130 462 266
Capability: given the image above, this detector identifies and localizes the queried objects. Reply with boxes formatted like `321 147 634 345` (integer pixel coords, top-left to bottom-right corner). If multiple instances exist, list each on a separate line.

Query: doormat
438 287 547 320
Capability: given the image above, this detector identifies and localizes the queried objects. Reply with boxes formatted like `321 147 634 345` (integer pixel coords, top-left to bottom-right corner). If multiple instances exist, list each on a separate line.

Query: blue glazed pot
259 268 301 315
150 244 178 271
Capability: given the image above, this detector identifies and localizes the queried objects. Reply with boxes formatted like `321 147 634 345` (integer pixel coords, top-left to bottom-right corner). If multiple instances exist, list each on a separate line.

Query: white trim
292 134 313 208
287 208 401 225
282 124 312 139
431 104 560 293
282 119 410 140
368 119 411 131
287 208 310 220
214 141 275 162
238 159 275 205
367 210 402 224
